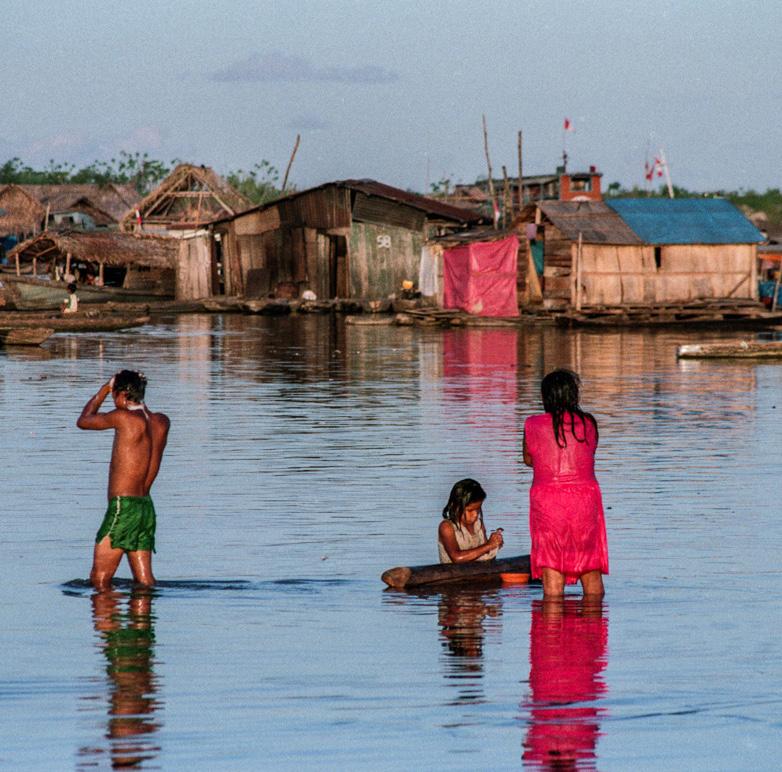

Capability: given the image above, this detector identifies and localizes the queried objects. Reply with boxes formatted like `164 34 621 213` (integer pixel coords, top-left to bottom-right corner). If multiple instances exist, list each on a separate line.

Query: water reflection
522 598 608 769
78 589 162 769
438 588 503 704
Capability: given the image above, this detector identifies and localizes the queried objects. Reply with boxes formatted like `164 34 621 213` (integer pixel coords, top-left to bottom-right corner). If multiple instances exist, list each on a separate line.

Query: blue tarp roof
607 198 764 245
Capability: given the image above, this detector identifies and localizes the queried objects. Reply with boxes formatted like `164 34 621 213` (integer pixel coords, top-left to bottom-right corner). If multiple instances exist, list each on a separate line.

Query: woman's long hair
442 479 486 527
541 369 597 448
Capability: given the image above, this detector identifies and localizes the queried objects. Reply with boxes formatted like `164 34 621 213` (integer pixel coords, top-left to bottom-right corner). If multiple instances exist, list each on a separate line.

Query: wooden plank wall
542 224 572 300
348 222 421 298
578 243 757 305
175 235 212 300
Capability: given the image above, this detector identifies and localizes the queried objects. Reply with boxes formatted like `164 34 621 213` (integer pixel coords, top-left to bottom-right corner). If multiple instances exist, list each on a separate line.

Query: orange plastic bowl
500 572 530 585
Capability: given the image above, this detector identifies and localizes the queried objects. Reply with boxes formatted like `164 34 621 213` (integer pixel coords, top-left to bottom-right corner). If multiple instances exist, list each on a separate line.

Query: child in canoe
438 478 504 563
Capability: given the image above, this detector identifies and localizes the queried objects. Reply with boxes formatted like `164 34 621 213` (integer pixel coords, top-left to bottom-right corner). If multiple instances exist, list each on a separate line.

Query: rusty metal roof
539 201 642 244
210 178 481 226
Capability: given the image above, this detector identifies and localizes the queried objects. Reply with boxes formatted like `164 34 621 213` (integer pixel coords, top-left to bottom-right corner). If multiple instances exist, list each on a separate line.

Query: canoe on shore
381 554 532 589
0 313 150 332
677 340 782 359
0 327 54 346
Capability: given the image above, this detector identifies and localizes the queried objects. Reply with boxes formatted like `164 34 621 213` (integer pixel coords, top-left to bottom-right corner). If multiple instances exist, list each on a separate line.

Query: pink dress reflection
522 598 608 768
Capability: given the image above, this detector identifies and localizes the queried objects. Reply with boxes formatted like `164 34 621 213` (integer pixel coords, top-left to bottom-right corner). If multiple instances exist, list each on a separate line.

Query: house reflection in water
78 589 162 769
522 598 608 768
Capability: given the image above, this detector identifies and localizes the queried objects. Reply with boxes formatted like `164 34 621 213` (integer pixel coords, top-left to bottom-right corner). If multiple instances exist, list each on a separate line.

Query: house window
654 246 662 270
570 177 592 192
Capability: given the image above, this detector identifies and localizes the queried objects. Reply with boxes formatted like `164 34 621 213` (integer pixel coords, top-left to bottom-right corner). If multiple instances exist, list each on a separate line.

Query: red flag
563 117 573 132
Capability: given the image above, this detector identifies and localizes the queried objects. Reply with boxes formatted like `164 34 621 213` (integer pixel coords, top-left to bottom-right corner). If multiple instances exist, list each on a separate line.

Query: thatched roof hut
10 230 177 269
0 185 46 236
120 164 251 233
22 183 139 223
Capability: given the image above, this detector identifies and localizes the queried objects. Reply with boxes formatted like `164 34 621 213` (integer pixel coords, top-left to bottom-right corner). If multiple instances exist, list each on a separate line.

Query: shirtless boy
77 370 170 590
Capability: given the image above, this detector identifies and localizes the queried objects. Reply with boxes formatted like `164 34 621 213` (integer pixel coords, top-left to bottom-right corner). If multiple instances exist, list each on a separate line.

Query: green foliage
429 177 452 195
0 151 172 194
226 161 283 205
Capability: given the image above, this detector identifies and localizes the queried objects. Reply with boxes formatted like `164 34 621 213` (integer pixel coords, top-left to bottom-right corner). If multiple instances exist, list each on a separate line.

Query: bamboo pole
517 130 523 210
65 251 72 278
482 115 498 227
502 165 510 229
99 261 105 286
576 232 584 311
32 257 37 277
281 133 301 193
15 251 20 276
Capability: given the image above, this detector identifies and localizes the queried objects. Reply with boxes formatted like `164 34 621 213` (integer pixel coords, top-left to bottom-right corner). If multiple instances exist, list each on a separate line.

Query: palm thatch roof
10 230 178 269
0 185 46 235
120 164 251 231
22 183 139 222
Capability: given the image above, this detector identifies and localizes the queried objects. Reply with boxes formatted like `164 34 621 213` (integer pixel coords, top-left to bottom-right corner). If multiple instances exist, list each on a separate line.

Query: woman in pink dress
523 369 608 597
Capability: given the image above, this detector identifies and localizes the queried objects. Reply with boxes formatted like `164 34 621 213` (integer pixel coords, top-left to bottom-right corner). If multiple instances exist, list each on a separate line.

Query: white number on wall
376 234 391 249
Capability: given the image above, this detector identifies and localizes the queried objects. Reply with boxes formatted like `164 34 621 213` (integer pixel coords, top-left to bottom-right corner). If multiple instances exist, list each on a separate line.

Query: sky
2 0 780 194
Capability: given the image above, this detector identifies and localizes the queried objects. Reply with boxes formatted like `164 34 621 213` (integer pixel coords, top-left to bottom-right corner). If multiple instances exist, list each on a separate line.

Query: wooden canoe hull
0 327 54 346
0 314 150 332
381 554 532 589
678 341 782 359
2 275 171 310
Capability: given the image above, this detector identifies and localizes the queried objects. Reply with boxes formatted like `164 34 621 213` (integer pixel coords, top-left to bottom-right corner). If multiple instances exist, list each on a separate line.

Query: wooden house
517 198 765 308
209 179 479 300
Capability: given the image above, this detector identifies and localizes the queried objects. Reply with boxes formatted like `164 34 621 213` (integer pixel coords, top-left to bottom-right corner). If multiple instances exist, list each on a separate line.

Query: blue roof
606 198 764 245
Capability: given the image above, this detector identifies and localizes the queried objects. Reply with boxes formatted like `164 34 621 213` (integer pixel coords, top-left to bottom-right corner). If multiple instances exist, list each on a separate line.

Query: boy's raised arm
77 379 118 430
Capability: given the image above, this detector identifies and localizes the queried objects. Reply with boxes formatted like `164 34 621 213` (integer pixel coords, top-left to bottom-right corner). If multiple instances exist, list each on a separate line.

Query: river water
3 314 782 769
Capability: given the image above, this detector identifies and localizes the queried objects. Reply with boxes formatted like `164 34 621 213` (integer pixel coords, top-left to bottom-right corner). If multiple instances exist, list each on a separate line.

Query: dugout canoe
0 327 54 346
677 340 782 359
0 313 150 332
381 554 531 590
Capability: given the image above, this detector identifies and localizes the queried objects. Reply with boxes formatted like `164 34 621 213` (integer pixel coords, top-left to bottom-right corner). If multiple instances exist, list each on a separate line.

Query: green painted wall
349 222 422 299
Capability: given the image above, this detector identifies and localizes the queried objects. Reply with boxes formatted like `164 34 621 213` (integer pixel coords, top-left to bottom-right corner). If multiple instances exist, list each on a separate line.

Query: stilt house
208 179 479 299
518 198 764 308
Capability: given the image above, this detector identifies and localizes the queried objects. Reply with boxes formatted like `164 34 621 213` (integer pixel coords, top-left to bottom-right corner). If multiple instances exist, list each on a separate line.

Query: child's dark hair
442 478 486 525
67 282 77 293
113 370 147 403
541 369 597 448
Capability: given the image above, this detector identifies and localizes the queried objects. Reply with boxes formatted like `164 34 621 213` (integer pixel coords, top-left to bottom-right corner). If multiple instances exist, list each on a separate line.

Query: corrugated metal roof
539 201 642 244
210 179 481 226
607 198 764 244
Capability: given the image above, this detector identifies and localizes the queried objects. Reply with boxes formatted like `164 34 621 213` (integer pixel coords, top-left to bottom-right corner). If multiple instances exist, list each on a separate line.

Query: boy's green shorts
95 495 156 553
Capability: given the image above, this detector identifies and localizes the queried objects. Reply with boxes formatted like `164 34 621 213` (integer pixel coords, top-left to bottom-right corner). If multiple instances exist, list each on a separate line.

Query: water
3 314 782 769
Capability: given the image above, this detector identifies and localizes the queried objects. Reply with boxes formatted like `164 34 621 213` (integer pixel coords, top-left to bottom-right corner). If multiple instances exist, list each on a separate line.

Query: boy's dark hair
442 478 486 525
541 368 597 448
113 370 147 403
67 282 77 293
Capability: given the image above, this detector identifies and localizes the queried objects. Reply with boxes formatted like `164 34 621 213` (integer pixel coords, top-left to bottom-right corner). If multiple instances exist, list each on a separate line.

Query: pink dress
525 412 609 583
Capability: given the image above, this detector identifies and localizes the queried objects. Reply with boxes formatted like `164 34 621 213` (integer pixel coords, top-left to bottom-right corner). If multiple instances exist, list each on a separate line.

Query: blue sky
2 0 779 192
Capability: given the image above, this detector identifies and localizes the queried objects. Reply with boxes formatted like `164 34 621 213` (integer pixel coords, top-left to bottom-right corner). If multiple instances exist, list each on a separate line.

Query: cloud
18 125 165 166
285 114 328 131
209 51 398 85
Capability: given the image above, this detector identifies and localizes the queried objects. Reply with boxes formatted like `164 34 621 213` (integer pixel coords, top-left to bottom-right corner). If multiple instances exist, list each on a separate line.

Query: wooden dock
557 300 782 329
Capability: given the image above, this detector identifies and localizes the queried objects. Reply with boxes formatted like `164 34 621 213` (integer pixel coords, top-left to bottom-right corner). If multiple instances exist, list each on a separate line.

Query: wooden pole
65 251 72 278
32 257 37 277
502 165 510 229
482 115 498 227
517 130 523 210
576 232 584 311
99 261 105 286
281 133 301 193
15 251 20 276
